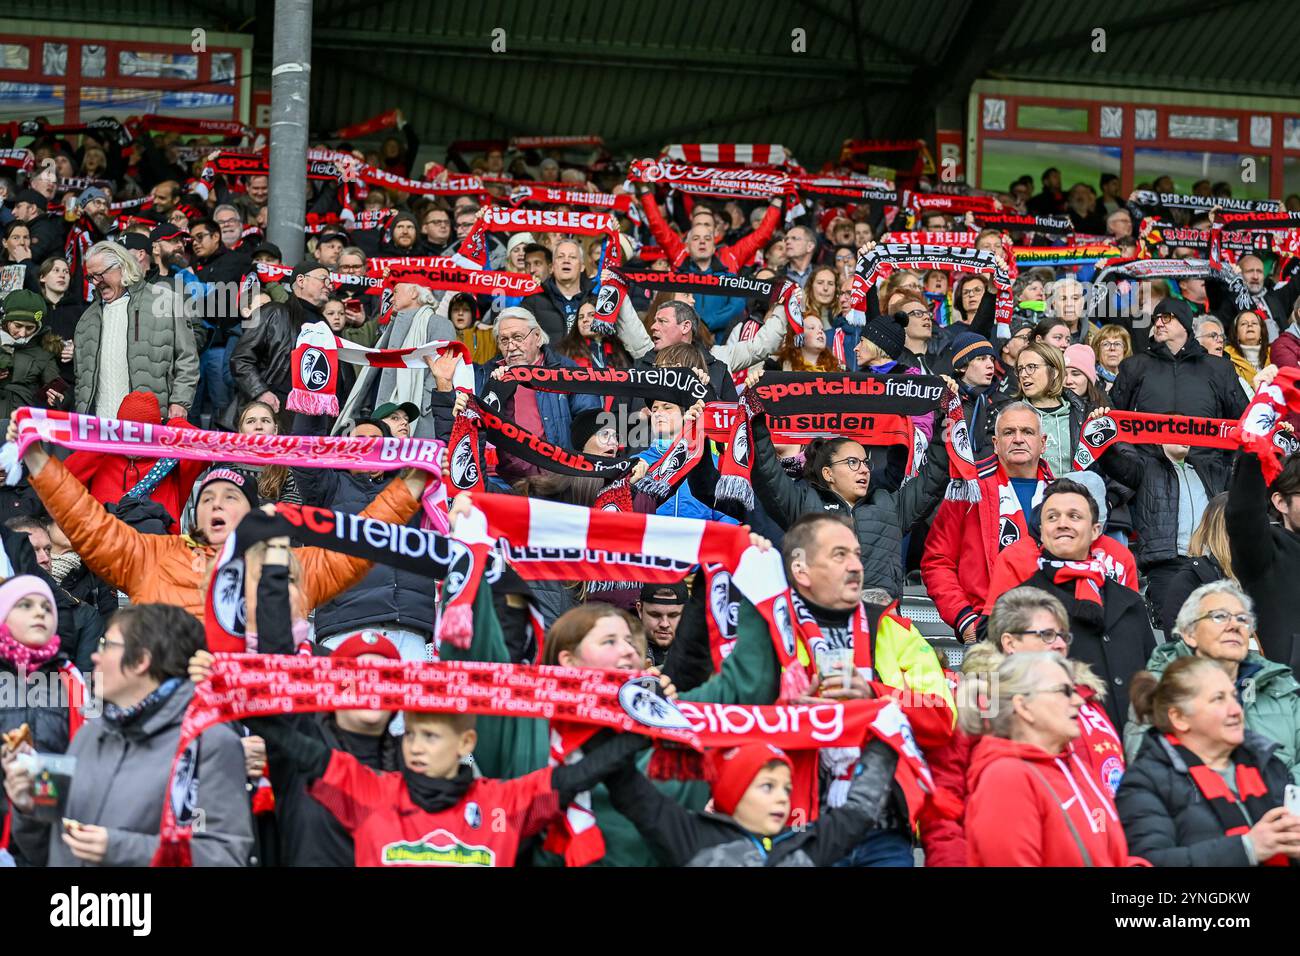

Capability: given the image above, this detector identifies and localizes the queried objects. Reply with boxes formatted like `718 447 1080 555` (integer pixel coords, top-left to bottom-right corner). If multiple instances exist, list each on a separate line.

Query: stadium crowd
0 115 1298 868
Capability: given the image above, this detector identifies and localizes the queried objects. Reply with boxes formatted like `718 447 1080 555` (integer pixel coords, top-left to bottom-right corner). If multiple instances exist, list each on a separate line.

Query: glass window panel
1284 118 1300 151
1016 105 1089 133
212 52 236 84
980 140 1120 195
118 51 199 80
1282 157 1300 204
42 43 67 77
81 45 106 78
0 44 30 70
0 82 66 122
1134 148 1271 199
81 86 234 119
1168 114 1238 142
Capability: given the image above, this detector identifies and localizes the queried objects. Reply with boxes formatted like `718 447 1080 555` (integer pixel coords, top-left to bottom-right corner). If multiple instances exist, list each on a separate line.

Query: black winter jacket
1024 561 1157 729
604 738 899 866
1098 445 1227 570
1227 453 1300 672
1159 554 1224 637
230 295 325 402
521 276 594 343
748 412 950 600
1117 728 1294 867
1109 338 1249 422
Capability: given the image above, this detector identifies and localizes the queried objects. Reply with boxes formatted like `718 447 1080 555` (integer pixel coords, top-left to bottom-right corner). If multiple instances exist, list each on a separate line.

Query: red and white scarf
663 143 791 167
287 322 473 417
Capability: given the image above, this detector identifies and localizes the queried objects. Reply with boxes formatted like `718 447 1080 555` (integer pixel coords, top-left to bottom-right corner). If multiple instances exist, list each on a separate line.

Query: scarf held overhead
153 654 939 865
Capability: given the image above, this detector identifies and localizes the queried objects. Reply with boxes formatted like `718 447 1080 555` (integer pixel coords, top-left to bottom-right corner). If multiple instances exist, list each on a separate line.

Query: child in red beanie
604 739 900 866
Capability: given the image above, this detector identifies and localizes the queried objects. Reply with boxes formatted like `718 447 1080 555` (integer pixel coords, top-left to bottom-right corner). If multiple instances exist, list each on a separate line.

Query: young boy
249 707 641 867
603 740 899 866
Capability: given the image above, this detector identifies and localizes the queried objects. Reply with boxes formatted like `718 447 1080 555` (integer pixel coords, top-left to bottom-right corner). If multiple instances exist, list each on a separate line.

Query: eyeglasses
1017 363 1044 376
830 456 868 472
1028 683 1079 700
190 230 214 241
902 309 930 320
1010 628 1073 646
1099 340 1125 349
498 328 538 348
1199 331 1225 342
304 272 333 288
97 636 125 653
87 263 120 284
1191 610 1256 630
1153 313 1178 325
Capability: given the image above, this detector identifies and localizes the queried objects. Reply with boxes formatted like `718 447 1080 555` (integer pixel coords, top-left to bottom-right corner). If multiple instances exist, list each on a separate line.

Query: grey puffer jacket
11 680 252 867
73 282 200 414
749 413 951 599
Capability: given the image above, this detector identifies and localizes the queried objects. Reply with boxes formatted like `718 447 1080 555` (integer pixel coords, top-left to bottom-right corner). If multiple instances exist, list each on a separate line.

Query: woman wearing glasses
923 586 1126 866
742 366 954 599
1010 340 1087 479
1126 581 1300 782
1119 653 1300 866
958 645 1130 866
1088 323 1131 389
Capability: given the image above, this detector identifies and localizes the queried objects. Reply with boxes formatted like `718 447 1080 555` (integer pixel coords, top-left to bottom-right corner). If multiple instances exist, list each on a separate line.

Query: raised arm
714 302 787 372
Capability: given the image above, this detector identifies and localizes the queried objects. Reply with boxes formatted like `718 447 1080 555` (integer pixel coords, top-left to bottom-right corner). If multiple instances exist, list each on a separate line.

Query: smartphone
344 298 363 315
1286 784 1300 817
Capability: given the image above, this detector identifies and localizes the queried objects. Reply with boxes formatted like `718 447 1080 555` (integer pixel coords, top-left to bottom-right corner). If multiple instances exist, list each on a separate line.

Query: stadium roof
9 0 1297 163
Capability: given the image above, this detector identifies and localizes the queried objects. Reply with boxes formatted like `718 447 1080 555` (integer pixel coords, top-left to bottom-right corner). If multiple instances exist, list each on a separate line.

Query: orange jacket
30 456 422 620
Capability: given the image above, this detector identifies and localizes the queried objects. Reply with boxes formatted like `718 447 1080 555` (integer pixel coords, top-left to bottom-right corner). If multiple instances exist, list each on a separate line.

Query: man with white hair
73 240 199 420
213 204 245 252
474 306 601 478
520 238 592 341
334 279 456 438
1211 252 1300 339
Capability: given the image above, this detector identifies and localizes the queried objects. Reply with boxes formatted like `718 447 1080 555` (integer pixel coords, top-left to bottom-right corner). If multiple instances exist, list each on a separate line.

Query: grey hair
213 203 243 222
340 246 367 264
986 586 1068 651
1173 579 1254 642
1193 315 1224 336
495 307 549 345
87 240 143 286
416 286 438 306
553 238 585 263
992 400 1042 432
957 650 1073 737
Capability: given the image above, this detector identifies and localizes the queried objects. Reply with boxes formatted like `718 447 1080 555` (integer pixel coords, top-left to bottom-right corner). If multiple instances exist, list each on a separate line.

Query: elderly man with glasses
231 259 333 423
72 240 198 422
1127 580 1300 783
473 306 601 481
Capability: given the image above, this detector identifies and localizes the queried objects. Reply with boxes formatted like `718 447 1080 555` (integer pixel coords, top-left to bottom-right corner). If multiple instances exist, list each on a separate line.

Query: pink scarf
3 409 452 532
0 624 60 678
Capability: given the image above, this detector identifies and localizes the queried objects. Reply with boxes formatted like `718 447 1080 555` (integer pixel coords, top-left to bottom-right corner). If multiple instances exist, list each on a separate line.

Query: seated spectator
1119 657 1300 866
1129 581 1300 782
959 649 1130 866
3 604 253 866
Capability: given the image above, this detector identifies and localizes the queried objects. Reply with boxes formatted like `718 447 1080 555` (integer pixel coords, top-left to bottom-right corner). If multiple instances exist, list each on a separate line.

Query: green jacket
445 584 780 866
0 336 61 419
1124 640 1300 784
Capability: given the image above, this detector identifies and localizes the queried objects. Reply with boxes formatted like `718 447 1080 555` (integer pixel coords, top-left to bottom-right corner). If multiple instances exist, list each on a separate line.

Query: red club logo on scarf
617 675 691 730
595 283 619 318
299 347 332 391
450 434 480 489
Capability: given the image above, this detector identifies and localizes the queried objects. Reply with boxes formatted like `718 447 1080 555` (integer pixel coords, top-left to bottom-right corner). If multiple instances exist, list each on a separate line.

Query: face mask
652 437 673 453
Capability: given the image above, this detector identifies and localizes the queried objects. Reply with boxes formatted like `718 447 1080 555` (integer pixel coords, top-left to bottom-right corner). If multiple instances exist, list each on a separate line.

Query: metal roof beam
606 89 859 152
311 28 910 81
988 0 1257 69
794 0 933 67
313 55 534 136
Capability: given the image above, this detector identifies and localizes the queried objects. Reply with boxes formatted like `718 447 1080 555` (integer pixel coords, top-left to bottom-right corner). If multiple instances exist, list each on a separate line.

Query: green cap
2 289 44 327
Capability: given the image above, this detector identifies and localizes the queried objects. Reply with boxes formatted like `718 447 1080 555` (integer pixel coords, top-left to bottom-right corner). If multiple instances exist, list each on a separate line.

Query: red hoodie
923 685 1126 866
964 735 1129 867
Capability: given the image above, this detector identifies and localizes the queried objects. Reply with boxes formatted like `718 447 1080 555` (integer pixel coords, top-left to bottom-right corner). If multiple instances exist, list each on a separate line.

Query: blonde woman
1013 341 1086 477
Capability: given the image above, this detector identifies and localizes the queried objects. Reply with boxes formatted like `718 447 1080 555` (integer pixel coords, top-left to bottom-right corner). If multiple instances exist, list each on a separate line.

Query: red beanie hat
117 390 161 425
330 630 401 661
704 743 794 816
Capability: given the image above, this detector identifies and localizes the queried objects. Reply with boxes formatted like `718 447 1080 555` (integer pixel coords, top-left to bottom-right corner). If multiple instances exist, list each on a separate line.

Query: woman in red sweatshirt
959 644 1130 866
923 586 1126 866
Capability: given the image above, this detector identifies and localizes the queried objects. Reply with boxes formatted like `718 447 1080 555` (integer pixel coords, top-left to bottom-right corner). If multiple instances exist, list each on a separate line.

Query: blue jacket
636 444 740 523
476 347 601 450
683 256 746 336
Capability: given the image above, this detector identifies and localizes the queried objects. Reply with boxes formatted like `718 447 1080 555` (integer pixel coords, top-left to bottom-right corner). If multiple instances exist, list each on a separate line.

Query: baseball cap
639 581 688 606
149 223 187 243
120 232 151 253
373 401 420 423
330 630 402 661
